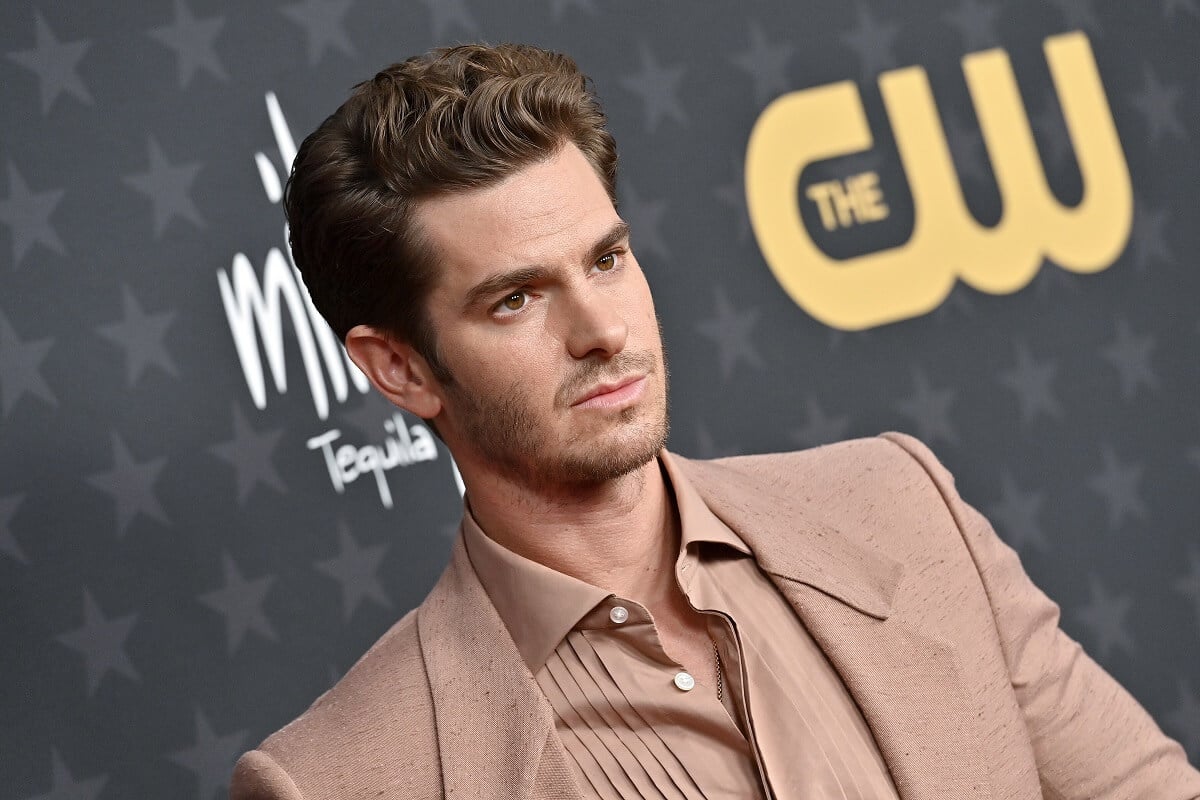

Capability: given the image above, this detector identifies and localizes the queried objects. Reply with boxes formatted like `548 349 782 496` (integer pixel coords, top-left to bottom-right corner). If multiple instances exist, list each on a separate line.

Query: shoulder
232 607 442 799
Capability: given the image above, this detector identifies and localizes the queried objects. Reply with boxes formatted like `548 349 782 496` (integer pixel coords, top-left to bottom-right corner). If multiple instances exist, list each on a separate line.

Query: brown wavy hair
284 44 618 379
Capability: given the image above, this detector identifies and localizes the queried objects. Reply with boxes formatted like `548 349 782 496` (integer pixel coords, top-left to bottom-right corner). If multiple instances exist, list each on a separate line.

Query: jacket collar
671 450 994 799
667 450 904 619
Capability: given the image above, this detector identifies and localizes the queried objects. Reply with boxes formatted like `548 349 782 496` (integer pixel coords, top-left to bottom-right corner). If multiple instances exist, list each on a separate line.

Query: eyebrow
587 221 631 265
462 221 631 311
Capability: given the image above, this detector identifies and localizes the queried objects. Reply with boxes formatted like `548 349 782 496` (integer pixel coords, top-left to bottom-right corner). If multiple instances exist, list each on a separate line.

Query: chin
554 413 669 486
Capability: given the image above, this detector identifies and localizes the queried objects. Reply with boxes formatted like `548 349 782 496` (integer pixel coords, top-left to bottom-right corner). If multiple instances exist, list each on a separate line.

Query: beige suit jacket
231 433 1200 799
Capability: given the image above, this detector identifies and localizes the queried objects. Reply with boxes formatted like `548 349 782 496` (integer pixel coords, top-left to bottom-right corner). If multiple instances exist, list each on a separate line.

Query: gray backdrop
1 0 1197 797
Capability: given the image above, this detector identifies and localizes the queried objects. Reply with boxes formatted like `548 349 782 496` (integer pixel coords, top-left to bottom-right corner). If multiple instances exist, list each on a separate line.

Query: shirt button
609 606 629 624
674 671 696 691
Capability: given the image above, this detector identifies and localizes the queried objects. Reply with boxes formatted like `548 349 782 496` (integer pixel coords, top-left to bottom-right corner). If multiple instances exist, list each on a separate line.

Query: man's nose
564 290 628 360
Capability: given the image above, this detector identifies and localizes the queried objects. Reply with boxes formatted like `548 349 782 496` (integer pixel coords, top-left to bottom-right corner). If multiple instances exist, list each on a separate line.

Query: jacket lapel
677 453 995 800
418 537 580 800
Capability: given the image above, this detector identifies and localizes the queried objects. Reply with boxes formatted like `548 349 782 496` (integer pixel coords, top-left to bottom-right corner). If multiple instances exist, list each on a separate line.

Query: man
231 44 1200 799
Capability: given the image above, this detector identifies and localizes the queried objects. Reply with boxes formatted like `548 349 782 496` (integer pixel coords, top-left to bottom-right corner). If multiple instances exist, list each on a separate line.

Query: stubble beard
444 347 670 490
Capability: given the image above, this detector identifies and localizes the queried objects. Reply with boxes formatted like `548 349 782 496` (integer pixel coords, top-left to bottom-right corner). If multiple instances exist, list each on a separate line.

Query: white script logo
307 414 439 509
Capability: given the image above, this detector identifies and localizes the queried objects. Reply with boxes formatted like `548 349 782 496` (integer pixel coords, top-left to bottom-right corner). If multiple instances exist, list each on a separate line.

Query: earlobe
344 325 443 419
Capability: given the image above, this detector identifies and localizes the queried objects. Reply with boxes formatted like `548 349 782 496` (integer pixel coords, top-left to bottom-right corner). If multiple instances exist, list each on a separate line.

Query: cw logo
745 31 1131 330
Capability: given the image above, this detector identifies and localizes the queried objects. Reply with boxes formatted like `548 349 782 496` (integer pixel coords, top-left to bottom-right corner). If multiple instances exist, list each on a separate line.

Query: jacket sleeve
229 749 304 800
882 432 1200 800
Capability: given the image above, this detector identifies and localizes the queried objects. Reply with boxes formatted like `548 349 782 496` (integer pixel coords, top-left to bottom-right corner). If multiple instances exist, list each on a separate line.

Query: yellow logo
745 32 1131 330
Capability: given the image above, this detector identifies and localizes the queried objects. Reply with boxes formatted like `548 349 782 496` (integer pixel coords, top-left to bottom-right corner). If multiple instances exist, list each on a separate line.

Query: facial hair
442 346 670 489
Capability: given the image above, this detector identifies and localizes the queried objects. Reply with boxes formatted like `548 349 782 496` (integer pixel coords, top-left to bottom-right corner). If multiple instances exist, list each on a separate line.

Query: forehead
414 144 620 289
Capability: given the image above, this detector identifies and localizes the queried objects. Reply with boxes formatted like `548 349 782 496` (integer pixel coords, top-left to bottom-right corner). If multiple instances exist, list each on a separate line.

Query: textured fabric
229 609 443 800
230 435 1200 800
462 453 899 799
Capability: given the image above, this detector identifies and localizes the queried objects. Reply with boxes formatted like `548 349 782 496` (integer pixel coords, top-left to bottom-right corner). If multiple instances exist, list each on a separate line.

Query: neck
458 456 679 605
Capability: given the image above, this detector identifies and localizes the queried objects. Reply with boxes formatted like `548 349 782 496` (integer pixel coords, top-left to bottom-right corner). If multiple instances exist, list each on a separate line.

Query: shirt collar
462 452 751 672
662 450 753 557
461 506 609 672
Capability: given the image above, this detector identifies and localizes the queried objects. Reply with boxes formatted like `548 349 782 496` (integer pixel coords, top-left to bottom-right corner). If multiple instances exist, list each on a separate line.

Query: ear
344 325 443 420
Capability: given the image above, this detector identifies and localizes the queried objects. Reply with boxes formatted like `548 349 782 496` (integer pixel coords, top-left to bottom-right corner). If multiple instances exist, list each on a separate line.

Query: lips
571 374 647 408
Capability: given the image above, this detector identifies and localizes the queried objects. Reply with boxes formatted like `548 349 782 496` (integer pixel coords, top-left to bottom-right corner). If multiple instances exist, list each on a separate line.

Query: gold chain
713 639 723 702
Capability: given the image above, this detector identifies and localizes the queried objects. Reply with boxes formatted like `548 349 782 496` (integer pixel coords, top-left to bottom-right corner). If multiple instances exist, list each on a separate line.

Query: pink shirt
463 453 899 799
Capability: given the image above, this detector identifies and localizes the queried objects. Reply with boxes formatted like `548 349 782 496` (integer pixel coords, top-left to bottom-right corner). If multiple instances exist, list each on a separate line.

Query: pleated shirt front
462 453 899 800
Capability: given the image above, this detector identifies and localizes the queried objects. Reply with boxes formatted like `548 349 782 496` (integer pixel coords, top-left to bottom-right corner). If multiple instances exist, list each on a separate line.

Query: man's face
414 143 669 488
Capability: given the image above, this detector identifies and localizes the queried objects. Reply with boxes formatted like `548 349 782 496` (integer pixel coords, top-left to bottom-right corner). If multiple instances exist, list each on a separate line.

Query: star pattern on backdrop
1130 64 1185 147
2 2 1199 793
168 709 248 800
619 44 688 134
998 341 1061 426
148 0 228 88
1166 680 1200 758
6 11 93 114
895 369 959 446
549 0 595 21
790 397 851 449
0 494 27 564
1173 547 1200 631
987 472 1048 552
1128 195 1174 272
0 162 66 267
56 589 140 696
0 311 57 418
208 405 286 505
944 0 1003 51
840 4 901 82
1048 0 1103 38
198 551 278 655
694 287 764 382
417 0 478 40
1086 445 1146 530
1075 575 1136 660
96 286 179 386
315 523 392 620
712 155 751 242
85 433 170 537
122 138 204 238
279 0 355 65
619 180 670 264
22 749 107 800
730 21 794 107
1101 319 1158 400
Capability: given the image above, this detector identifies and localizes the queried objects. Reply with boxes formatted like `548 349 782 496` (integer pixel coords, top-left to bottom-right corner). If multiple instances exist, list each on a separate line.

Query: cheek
477 328 564 398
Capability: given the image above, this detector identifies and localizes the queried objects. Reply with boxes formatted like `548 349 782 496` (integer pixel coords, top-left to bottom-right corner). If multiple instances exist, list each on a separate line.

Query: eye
497 291 527 314
595 252 618 272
